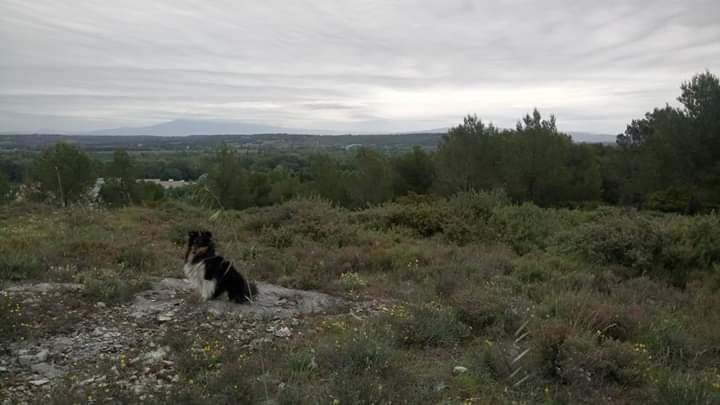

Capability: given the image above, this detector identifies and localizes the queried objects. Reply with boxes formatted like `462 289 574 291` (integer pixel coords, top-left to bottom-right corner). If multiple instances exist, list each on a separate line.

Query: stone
28 379 49 386
30 363 65 379
157 313 173 322
142 346 169 364
452 366 468 376
18 349 49 366
273 327 292 338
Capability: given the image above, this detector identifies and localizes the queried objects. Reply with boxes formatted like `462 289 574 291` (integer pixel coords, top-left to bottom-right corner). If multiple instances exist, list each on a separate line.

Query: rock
79 377 96 385
95 302 106 308
30 363 65 379
452 366 468 376
157 313 173 323
273 327 292 338
433 382 448 392
4 283 83 293
28 379 49 386
18 349 49 366
142 346 169 364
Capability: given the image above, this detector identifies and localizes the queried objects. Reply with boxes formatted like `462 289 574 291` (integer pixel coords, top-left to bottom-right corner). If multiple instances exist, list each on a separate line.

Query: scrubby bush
386 304 471 348
654 371 720 405
556 335 649 387
0 249 44 282
567 212 720 287
78 268 149 304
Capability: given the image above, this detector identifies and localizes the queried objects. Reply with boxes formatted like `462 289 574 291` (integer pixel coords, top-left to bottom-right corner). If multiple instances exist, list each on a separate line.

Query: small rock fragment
29 378 49 386
143 346 170 364
452 366 468 376
30 363 65 379
157 313 173 323
273 327 292 338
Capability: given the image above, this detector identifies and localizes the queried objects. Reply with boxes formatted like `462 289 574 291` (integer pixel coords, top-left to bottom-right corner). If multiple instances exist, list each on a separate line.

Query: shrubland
2 192 718 404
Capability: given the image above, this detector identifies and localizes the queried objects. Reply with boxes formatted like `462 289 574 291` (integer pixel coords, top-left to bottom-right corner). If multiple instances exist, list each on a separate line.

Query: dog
183 230 258 303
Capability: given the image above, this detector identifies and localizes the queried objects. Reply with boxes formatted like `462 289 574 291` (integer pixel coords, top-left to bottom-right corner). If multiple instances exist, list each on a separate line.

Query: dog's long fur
184 231 258 303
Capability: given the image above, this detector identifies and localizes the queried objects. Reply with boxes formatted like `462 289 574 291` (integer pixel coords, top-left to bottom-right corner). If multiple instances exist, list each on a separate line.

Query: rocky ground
1 279 388 404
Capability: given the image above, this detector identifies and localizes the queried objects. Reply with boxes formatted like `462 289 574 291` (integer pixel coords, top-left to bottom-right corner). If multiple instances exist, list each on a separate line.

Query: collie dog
183 231 258 303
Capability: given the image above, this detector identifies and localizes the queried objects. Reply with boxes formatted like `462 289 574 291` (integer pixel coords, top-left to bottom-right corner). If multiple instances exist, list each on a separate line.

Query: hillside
0 133 445 152
1 196 719 404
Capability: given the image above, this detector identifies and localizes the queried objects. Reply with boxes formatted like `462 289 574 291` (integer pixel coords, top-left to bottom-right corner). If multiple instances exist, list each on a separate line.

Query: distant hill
89 119 353 136
0 120 617 152
0 133 446 152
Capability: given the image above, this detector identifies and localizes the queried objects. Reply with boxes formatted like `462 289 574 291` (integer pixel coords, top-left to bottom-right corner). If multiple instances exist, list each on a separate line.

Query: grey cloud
1 0 719 134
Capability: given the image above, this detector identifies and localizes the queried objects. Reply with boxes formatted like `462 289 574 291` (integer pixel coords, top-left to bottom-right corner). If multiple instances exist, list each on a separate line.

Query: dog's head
187 230 214 257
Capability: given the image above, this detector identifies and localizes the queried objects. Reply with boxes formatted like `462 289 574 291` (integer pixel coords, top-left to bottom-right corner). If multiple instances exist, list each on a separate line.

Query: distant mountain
6 119 616 145
88 119 350 136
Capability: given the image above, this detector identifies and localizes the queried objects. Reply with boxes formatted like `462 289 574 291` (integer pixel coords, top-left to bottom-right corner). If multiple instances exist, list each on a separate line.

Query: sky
1 0 719 134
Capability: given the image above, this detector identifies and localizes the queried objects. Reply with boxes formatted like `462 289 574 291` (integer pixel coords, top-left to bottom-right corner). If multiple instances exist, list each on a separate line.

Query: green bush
556 335 649 387
386 304 471 348
0 250 43 282
117 245 157 272
79 268 148 304
567 212 720 287
654 371 720 405
0 293 29 340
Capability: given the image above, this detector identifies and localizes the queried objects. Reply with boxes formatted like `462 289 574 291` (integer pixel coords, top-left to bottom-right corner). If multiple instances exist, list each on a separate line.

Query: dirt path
1 279 386 404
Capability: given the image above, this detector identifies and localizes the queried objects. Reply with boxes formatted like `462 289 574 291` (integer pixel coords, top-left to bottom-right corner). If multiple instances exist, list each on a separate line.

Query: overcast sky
1 0 718 134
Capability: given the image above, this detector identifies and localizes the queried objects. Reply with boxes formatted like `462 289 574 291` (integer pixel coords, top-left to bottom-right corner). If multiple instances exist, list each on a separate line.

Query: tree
101 149 138 206
207 145 252 209
615 71 720 210
502 109 573 205
392 146 436 196
347 148 394 207
435 115 502 193
307 155 349 205
30 142 96 207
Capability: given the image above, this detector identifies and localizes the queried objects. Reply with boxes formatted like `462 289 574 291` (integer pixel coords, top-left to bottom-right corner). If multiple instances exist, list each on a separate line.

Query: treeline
1 71 718 212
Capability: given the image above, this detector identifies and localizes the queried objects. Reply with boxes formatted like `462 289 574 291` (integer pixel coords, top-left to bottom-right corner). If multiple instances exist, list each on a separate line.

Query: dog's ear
203 231 213 240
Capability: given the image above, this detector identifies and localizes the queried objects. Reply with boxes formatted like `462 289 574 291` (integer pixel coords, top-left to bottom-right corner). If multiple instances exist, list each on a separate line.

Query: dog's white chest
183 261 216 301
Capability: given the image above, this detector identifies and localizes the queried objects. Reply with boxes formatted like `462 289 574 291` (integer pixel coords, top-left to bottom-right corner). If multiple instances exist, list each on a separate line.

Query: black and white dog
183 231 258 303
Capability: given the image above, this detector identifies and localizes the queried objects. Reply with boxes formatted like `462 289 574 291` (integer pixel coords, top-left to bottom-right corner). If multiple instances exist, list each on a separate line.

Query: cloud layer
1 0 718 133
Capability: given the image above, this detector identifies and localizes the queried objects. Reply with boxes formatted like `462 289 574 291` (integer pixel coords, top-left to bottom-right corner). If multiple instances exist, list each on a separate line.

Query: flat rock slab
130 278 347 320
3 283 83 293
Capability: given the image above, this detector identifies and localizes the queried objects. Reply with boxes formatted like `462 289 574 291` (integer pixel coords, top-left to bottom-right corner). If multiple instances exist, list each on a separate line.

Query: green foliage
0 249 43 282
0 293 29 341
347 147 395 207
654 371 720 405
207 144 254 209
98 149 166 207
78 268 149 304
0 171 12 203
30 142 97 206
392 146 436 195
386 304 471 348
616 71 720 211
435 114 502 193
567 212 720 286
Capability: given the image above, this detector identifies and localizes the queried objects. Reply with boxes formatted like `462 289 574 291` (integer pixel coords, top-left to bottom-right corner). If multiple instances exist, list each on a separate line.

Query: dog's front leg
199 279 217 301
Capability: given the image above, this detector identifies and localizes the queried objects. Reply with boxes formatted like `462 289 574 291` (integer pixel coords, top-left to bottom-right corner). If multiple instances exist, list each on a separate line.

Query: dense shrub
386 304 471 348
0 249 44 282
567 212 720 286
78 268 149 304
